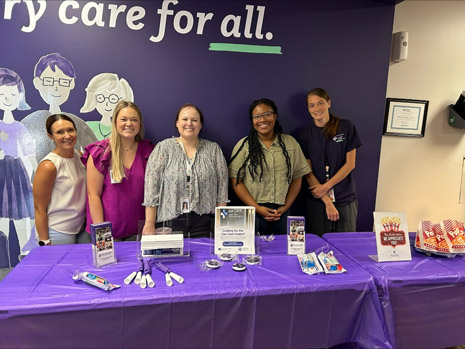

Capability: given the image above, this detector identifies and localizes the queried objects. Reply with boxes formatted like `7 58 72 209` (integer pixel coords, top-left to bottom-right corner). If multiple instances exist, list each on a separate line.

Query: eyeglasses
96 94 121 104
252 111 275 120
40 77 72 87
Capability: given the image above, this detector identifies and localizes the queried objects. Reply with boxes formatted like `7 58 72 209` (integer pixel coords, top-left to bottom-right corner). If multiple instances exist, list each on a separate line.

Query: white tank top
40 150 86 234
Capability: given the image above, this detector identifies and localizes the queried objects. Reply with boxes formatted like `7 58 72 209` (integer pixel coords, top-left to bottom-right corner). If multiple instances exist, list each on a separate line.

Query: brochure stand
90 221 116 267
287 216 306 255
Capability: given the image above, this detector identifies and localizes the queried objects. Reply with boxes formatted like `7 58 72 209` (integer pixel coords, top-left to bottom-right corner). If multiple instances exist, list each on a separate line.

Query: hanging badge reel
327 188 336 203
109 170 122 184
181 198 190 213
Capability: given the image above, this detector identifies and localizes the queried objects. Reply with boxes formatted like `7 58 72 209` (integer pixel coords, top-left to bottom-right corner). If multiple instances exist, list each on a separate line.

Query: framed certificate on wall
383 98 429 137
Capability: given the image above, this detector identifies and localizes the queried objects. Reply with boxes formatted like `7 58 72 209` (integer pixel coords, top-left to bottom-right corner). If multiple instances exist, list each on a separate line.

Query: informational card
214 206 255 255
371 212 411 262
90 221 116 267
287 216 305 255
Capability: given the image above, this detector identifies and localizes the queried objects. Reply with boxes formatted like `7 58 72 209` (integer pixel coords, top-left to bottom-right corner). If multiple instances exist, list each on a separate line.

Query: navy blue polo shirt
298 118 362 205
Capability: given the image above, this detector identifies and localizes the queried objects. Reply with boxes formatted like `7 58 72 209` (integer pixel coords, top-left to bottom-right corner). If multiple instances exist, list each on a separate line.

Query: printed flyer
372 212 411 262
214 206 255 255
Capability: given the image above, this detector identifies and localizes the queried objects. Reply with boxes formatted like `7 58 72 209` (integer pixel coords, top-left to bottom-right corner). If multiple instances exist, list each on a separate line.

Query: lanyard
319 130 331 181
325 164 330 183
178 139 197 190
185 158 194 190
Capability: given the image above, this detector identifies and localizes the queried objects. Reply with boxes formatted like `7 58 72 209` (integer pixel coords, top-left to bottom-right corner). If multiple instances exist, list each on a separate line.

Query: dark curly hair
231 98 292 185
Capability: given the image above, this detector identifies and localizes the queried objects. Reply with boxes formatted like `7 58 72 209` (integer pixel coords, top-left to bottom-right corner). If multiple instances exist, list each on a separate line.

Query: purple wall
0 0 395 231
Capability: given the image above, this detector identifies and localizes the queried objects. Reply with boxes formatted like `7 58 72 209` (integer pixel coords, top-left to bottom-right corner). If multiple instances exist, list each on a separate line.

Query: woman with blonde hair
82 100 154 240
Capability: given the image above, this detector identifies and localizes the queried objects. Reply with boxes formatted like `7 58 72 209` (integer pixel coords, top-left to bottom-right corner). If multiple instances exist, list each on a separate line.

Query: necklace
122 143 136 151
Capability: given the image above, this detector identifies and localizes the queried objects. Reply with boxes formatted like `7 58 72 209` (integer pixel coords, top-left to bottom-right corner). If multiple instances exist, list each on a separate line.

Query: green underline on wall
209 43 282 54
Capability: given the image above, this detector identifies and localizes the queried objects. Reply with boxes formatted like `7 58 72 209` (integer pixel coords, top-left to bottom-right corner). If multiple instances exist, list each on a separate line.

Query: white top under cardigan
40 150 86 234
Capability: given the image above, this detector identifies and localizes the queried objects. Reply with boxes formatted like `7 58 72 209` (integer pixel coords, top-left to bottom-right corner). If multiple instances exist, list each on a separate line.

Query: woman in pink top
81 101 154 240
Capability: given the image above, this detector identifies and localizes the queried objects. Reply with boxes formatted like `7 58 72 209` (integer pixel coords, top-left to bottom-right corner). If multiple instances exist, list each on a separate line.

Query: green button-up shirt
229 134 310 205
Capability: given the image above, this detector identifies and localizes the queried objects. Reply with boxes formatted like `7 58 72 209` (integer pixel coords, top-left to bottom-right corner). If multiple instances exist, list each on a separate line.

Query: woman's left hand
264 206 288 222
274 206 289 220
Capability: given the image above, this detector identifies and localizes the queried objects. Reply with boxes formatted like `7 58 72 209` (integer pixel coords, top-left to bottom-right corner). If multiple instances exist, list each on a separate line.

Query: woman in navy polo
298 88 362 236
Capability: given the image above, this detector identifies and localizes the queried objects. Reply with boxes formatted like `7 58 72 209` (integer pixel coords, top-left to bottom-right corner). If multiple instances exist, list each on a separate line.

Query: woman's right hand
256 205 281 222
142 222 156 235
143 207 158 235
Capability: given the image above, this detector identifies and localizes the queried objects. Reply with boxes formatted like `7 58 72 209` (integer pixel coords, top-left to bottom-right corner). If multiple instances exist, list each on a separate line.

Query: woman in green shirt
229 98 310 235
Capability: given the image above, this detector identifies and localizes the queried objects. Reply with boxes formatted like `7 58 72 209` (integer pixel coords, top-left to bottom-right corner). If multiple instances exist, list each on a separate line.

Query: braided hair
231 98 292 185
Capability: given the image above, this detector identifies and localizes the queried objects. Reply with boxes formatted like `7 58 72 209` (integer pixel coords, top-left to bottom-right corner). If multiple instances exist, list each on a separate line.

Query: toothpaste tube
317 251 346 274
297 252 323 275
72 271 120 291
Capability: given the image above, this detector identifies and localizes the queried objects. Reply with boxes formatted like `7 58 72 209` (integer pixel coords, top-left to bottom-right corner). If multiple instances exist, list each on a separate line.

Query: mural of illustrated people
21 53 97 163
0 68 36 267
80 73 134 140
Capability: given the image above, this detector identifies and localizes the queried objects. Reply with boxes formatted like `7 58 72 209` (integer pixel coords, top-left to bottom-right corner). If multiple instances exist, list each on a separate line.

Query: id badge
327 188 336 202
110 170 121 184
181 198 190 213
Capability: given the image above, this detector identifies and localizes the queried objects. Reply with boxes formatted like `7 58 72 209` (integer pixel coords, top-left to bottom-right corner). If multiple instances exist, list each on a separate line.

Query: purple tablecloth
0 235 390 348
323 232 465 349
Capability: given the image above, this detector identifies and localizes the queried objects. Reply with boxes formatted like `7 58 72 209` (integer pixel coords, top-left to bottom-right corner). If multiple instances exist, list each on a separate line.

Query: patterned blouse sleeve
80 140 111 175
213 143 229 204
143 141 166 207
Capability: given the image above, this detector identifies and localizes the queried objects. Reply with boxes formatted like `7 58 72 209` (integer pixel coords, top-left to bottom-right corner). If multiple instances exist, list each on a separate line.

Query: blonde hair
107 100 144 182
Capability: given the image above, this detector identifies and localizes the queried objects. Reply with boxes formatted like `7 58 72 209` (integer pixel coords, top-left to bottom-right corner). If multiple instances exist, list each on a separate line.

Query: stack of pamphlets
140 234 184 258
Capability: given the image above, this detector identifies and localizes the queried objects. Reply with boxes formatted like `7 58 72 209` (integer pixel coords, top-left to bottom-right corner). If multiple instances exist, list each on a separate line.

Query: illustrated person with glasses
297 88 362 236
80 73 134 140
229 98 310 235
21 53 97 163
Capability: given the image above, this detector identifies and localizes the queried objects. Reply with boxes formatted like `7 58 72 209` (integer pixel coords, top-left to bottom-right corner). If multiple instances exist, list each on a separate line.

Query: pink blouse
81 139 155 239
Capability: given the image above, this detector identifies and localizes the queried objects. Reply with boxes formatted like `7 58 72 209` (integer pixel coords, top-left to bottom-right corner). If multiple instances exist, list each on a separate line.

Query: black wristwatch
38 239 51 246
